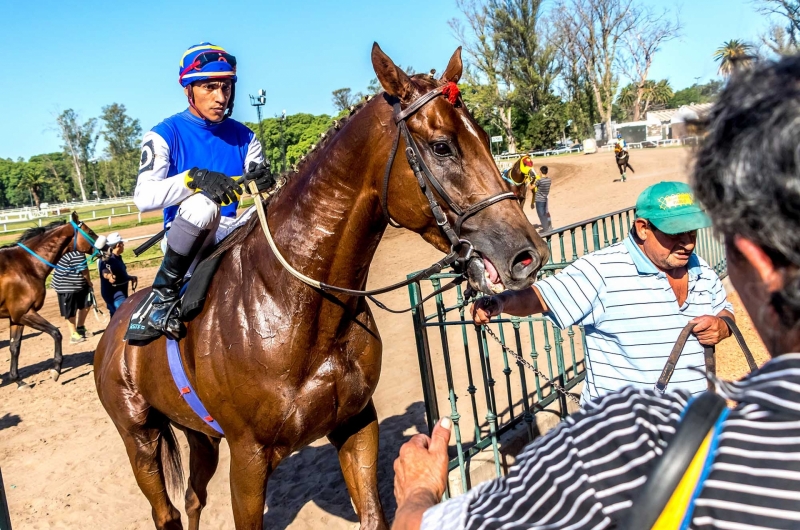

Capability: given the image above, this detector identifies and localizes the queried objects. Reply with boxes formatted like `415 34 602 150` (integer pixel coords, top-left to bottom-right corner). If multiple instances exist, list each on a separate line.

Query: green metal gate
407 207 727 496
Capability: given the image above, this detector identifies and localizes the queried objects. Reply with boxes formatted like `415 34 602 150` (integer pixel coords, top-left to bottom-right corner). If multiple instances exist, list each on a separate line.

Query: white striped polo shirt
534 233 732 402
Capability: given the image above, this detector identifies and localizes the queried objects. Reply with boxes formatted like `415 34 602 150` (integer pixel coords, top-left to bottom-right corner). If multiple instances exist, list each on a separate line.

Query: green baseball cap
635 181 711 234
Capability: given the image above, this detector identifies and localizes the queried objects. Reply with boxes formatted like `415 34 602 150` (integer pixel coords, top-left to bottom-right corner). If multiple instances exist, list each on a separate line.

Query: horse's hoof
50 369 61 382
16 380 31 390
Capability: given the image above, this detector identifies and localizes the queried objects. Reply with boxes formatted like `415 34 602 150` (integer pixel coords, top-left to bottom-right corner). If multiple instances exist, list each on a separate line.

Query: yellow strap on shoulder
650 429 714 530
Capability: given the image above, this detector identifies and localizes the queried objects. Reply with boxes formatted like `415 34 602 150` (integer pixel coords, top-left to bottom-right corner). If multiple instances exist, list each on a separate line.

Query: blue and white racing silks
134 109 263 230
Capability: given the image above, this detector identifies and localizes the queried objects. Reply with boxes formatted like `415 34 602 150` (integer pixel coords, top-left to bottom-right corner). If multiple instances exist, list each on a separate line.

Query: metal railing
407 206 727 496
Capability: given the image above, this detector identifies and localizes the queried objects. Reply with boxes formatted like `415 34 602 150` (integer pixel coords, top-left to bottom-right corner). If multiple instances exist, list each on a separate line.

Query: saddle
178 252 224 321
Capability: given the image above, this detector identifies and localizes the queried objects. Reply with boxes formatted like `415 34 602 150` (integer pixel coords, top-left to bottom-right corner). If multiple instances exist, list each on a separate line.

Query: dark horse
501 155 533 206
95 44 548 530
615 149 635 182
0 212 97 388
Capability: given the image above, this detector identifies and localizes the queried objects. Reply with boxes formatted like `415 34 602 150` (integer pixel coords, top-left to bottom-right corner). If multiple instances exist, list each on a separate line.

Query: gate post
408 280 440 435
0 467 12 530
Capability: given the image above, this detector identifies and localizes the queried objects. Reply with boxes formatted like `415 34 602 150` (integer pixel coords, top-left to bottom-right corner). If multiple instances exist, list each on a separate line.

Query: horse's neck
25 226 74 279
250 103 389 293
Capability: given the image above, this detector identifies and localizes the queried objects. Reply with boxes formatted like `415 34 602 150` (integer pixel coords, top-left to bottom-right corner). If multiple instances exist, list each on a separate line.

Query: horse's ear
71 211 78 223
440 47 463 84
371 42 414 102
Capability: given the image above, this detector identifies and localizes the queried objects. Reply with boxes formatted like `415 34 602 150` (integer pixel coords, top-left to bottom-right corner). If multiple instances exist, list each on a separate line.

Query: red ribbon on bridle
442 82 460 105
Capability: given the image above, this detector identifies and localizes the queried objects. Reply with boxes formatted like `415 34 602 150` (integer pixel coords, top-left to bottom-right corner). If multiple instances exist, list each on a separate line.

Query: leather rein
248 84 517 312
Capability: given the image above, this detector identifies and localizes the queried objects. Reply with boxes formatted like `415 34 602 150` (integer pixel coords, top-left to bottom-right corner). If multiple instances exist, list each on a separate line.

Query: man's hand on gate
472 296 504 325
185 167 242 205
393 418 452 530
241 160 275 194
690 314 731 345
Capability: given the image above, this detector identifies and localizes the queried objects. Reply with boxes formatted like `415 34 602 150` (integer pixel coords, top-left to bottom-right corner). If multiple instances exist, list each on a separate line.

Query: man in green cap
472 181 735 401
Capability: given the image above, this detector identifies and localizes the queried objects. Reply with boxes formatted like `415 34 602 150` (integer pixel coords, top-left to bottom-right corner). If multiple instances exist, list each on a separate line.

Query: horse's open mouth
467 256 506 295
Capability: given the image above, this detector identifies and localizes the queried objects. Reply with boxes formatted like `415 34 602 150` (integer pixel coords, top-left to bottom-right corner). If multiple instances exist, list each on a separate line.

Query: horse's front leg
229 438 275 530
328 399 388 530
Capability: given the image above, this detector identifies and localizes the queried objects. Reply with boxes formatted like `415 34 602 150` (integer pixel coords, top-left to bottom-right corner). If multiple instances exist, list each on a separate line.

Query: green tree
714 40 756 77
331 88 362 112
668 80 722 107
55 109 99 202
245 112 333 172
755 0 800 55
30 152 74 202
99 103 142 197
13 160 48 207
553 0 641 141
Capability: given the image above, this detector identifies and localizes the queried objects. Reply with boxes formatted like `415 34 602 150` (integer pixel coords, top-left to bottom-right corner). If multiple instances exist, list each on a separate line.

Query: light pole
279 110 287 172
249 89 266 149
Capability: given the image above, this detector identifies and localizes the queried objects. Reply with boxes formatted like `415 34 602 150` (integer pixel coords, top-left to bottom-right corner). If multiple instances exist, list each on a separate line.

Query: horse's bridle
248 83 517 311
379 87 517 259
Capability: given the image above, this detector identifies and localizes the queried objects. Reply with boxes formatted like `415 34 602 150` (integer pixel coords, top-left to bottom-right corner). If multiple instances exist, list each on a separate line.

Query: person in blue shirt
96 233 137 317
126 43 275 341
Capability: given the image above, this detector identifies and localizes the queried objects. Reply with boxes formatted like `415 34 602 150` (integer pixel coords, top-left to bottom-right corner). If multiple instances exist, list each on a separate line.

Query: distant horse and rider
614 132 634 182
0 212 97 388
94 43 547 530
501 155 535 206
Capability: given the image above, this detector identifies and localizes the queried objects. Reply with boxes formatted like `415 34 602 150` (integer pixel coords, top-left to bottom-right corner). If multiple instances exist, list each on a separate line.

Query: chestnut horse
0 212 97 388
501 155 533 206
95 44 548 530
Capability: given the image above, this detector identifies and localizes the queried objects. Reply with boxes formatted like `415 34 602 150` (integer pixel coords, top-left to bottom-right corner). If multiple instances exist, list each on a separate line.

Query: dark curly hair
692 55 800 329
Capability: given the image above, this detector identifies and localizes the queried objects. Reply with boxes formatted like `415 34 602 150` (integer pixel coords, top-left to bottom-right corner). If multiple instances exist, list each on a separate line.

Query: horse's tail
627 162 635 173
159 421 185 498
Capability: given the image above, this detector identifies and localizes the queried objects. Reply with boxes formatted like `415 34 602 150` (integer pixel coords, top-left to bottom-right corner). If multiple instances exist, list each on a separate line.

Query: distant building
593 103 713 145
646 103 713 140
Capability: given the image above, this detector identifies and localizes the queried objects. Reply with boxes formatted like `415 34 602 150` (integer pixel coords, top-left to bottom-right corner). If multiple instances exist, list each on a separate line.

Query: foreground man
127 42 274 341
393 55 800 530
477 180 733 401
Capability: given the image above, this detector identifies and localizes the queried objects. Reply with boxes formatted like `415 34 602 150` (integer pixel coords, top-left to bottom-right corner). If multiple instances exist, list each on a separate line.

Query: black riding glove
240 160 275 194
185 168 242 206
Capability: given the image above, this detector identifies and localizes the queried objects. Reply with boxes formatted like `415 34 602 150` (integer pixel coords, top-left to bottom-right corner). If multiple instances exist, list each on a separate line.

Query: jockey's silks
136 109 262 229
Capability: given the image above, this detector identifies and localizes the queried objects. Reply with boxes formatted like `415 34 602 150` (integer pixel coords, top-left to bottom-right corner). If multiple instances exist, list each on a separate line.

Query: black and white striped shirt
421 354 800 529
51 251 88 294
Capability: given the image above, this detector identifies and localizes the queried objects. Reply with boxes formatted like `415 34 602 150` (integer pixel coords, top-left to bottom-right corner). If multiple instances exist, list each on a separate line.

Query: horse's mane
0 219 67 249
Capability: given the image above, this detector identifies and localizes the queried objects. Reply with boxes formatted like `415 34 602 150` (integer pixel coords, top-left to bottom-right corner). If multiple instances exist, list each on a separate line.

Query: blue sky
1 0 767 160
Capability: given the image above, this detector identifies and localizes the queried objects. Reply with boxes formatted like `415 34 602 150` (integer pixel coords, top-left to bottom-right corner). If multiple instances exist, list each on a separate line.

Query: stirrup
125 294 183 342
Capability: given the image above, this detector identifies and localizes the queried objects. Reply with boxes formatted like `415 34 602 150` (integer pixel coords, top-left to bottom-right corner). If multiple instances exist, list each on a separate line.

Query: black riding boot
125 247 195 342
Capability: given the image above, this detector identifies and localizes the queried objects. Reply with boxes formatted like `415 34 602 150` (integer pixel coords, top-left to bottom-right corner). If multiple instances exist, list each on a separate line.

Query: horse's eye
432 142 453 157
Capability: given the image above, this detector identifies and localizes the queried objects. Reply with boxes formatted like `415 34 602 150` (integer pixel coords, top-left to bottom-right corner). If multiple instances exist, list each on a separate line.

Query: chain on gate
483 326 581 405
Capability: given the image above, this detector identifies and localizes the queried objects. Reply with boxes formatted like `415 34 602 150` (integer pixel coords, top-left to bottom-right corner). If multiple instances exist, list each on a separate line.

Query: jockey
126 43 275 342
614 132 628 156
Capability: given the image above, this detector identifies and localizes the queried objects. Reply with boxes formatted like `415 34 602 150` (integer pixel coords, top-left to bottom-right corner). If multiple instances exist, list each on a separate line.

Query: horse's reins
16 220 99 271
655 316 758 394
248 83 517 312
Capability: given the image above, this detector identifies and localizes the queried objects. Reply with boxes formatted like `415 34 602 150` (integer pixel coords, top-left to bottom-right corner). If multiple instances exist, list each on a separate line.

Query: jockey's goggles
179 51 237 78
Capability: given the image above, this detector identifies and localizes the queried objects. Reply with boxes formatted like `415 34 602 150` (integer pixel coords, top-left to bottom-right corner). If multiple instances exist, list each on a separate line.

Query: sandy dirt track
0 147 769 529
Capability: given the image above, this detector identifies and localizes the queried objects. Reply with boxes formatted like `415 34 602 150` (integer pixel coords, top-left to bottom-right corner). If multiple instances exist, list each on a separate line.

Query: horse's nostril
510 249 539 280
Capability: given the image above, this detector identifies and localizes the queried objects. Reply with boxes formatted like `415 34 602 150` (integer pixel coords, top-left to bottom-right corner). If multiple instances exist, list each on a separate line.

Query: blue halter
16 220 99 271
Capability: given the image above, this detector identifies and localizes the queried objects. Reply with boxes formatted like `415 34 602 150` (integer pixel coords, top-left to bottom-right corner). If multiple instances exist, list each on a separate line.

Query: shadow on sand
0 347 95 388
0 413 21 431
263 401 428 529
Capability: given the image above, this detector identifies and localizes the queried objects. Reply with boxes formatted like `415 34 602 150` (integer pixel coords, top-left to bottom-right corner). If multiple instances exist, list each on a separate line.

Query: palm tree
714 40 756 77
642 79 674 114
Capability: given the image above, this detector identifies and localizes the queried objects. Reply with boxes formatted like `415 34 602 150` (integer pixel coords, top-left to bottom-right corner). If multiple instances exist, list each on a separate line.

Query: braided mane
212 73 440 257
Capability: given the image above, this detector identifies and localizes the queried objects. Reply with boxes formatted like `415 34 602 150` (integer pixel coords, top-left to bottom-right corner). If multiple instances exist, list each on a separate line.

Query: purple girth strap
166 338 224 435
